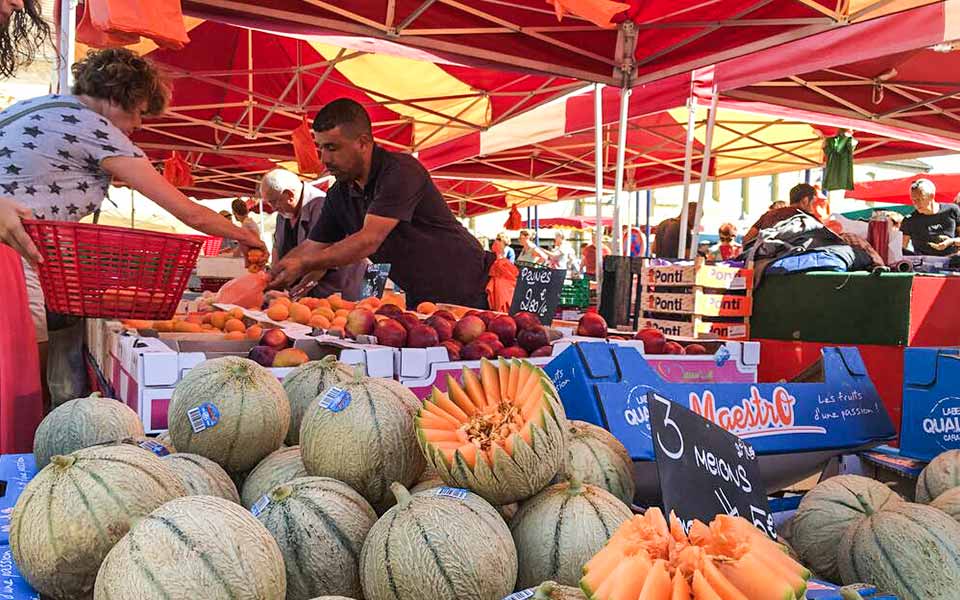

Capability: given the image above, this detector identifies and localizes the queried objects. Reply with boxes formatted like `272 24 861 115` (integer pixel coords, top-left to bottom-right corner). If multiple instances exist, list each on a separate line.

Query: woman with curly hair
0 0 49 78
0 47 265 407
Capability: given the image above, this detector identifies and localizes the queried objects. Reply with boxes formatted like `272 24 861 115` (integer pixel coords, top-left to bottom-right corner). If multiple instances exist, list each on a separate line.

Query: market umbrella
847 174 960 205
433 178 587 217
179 0 939 85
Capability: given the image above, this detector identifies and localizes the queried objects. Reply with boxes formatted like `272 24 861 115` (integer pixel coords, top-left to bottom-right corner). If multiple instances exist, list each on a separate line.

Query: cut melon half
581 509 809 600
415 358 566 505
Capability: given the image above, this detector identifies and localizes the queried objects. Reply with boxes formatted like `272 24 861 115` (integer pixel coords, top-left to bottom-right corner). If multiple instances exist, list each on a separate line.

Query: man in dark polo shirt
268 98 493 307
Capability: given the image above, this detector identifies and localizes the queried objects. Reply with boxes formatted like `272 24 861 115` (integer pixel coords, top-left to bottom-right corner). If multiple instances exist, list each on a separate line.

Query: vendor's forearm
305 232 379 271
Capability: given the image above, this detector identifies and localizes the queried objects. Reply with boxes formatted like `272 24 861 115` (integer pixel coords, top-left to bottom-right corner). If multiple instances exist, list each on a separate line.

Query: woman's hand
0 197 43 265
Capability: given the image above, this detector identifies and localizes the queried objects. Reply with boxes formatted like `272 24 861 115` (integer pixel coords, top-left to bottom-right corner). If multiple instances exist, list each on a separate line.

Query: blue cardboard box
545 343 895 461
0 545 38 600
901 347 960 461
0 455 36 546
805 581 896 599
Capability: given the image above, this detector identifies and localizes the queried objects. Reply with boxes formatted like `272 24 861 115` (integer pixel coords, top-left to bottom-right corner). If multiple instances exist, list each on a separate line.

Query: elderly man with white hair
901 178 960 256
259 168 367 299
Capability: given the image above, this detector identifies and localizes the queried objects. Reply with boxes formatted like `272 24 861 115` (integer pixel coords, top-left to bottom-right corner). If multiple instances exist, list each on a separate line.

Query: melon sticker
137 439 170 457
503 590 535 600
187 403 220 433
436 487 469 500
250 495 270 517
318 387 352 413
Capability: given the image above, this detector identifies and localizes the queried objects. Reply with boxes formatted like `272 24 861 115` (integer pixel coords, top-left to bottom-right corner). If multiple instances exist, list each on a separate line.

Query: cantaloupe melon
300 374 425 512
521 581 588 600
241 445 308 508
254 476 377 600
415 358 566 505
155 430 175 452
511 478 632 588
410 466 444 494
931 486 960 522
94 495 286 599
168 356 290 473
917 450 960 503
790 474 902 582
96 435 175 457
838 502 960 600
561 420 635 506
581 508 809 600
162 453 240 503
360 482 517 600
33 392 144 468
282 355 356 445
10 445 186 599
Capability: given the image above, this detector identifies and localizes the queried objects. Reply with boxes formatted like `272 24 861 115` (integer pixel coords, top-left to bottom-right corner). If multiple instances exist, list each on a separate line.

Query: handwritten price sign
509 264 566 325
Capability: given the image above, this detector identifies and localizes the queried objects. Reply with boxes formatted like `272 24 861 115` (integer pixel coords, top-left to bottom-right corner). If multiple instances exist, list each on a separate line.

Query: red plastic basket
201 236 223 256
23 220 204 320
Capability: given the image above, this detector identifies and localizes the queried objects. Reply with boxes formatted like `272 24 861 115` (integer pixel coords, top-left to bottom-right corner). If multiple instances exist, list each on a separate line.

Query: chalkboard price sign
648 391 776 540
360 263 392 299
509 263 566 325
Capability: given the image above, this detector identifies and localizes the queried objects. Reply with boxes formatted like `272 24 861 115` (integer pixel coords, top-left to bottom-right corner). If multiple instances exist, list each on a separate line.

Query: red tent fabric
180 0 934 85
848 174 960 205
526 216 614 229
433 179 587 217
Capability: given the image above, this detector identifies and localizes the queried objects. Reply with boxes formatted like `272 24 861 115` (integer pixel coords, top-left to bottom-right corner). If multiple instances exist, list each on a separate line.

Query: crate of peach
23 220 204 319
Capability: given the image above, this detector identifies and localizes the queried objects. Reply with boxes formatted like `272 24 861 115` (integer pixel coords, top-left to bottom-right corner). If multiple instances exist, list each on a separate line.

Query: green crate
559 278 590 308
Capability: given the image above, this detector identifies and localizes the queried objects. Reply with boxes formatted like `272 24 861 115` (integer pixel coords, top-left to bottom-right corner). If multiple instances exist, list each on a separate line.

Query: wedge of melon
581 509 809 600
415 358 566 505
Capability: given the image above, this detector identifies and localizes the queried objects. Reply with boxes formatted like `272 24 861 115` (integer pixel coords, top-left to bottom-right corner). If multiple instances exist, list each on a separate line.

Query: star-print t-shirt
0 94 145 221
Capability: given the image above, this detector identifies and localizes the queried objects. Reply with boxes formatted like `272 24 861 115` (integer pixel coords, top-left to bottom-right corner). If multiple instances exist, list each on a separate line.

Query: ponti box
901 347 960 461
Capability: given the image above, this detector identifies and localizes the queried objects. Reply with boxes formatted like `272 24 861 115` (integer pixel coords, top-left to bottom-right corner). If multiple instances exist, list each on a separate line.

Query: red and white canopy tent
848 173 960 204
433 179 589 217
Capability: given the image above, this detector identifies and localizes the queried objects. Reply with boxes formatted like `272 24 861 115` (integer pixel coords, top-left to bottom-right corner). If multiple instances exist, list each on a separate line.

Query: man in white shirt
259 168 367 299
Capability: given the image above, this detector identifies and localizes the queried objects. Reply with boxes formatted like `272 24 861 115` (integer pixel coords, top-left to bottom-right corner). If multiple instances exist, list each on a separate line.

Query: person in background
231 198 262 257
516 229 547 265
769 200 787 210
259 168 366 299
0 0 48 79
545 230 581 278
581 230 611 280
0 48 263 407
900 178 960 256
709 223 741 261
621 224 645 257
652 202 697 258
496 232 515 263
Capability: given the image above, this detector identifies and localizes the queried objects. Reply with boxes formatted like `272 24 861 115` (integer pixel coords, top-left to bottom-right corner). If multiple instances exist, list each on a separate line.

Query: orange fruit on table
209 311 229 330
417 301 438 315
224 318 246 333
272 296 292 307
309 315 331 330
185 314 204 325
152 320 175 332
314 307 335 320
334 309 349 319
174 321 203 333
288 303 312 325
246 325 263 340
331 316 347 328
359 296 381 309
121 319 153 330
316 298 332 310
298 297 321 310
266 304 290 322
223 331 246 340
229 307 245 320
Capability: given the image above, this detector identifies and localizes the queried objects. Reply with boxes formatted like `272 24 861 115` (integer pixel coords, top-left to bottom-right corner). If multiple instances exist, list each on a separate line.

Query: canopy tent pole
611 86 631 257
690 83 720 259
593 83 604 289
57 0 77 92
645 190 652 258
677 78 699 260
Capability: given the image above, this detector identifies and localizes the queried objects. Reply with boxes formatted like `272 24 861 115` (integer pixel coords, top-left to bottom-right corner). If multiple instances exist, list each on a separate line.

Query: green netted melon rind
790 474 903 583
241 445 308 509
255 476 377 599
930 486 960 522
93 495 286 599
359 485 517 600
162 453 240 503
33 394 144 469
11 445 186 599
168 356 290 473
917 450 960 503
300 377 425 513
559 420 635 506
510 481 632 588
282 357 356 446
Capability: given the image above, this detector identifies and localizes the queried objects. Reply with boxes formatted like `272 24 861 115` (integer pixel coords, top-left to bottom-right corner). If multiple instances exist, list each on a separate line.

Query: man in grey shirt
259 168 367 299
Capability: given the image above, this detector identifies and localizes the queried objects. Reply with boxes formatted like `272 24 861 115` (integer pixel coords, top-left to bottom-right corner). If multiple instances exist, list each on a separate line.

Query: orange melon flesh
431 391 470 422
671 571 692 600
716 553 796 600
446 375 478 416
497 359 510 401
637 559 672 600
461 367 487 410
507 360 522 399
416 413 455 430
699 558 749 600
592 554 651 600
480 360 502 407
750 549 806 596
692 570 723 600
421 401 460 427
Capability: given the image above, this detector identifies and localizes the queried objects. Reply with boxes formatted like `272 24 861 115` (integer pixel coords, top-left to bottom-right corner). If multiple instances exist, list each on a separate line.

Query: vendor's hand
268 254 308 291
0 197 43 266
237 229 266 252
930 238 955 252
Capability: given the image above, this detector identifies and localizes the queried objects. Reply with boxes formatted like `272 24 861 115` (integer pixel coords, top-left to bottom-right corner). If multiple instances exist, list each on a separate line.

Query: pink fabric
849 174 960 205
0 246 43 453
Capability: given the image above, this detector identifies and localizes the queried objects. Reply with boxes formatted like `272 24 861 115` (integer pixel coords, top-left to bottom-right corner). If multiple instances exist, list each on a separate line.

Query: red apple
517 326 549 354
441 340 462 361
684 343 708 355
476 311 498 327
513 311 542 332
261 328 290 350
577 312 608 338
396 312 422 332
345 308 376 339
432 309 457 323
407 324 440 348
663 341 686 355
530 345 554 358
488 340 505 356
373 318 407 348
453 315 486 345
488 315 518 346
476 332 500 346
425 315 454 342
462 341 496 361
635 327 666 355
247 345 278 367
498 346 528 359
375 304 404 319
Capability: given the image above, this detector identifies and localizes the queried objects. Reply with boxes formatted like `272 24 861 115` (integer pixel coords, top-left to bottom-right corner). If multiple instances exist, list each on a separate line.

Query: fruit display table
751 272 960 346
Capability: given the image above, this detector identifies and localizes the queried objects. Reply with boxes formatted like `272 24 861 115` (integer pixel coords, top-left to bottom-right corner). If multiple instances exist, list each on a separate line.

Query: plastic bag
215 271 268 309
292 116 323 175
87 0 190 50
163 151 194 187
